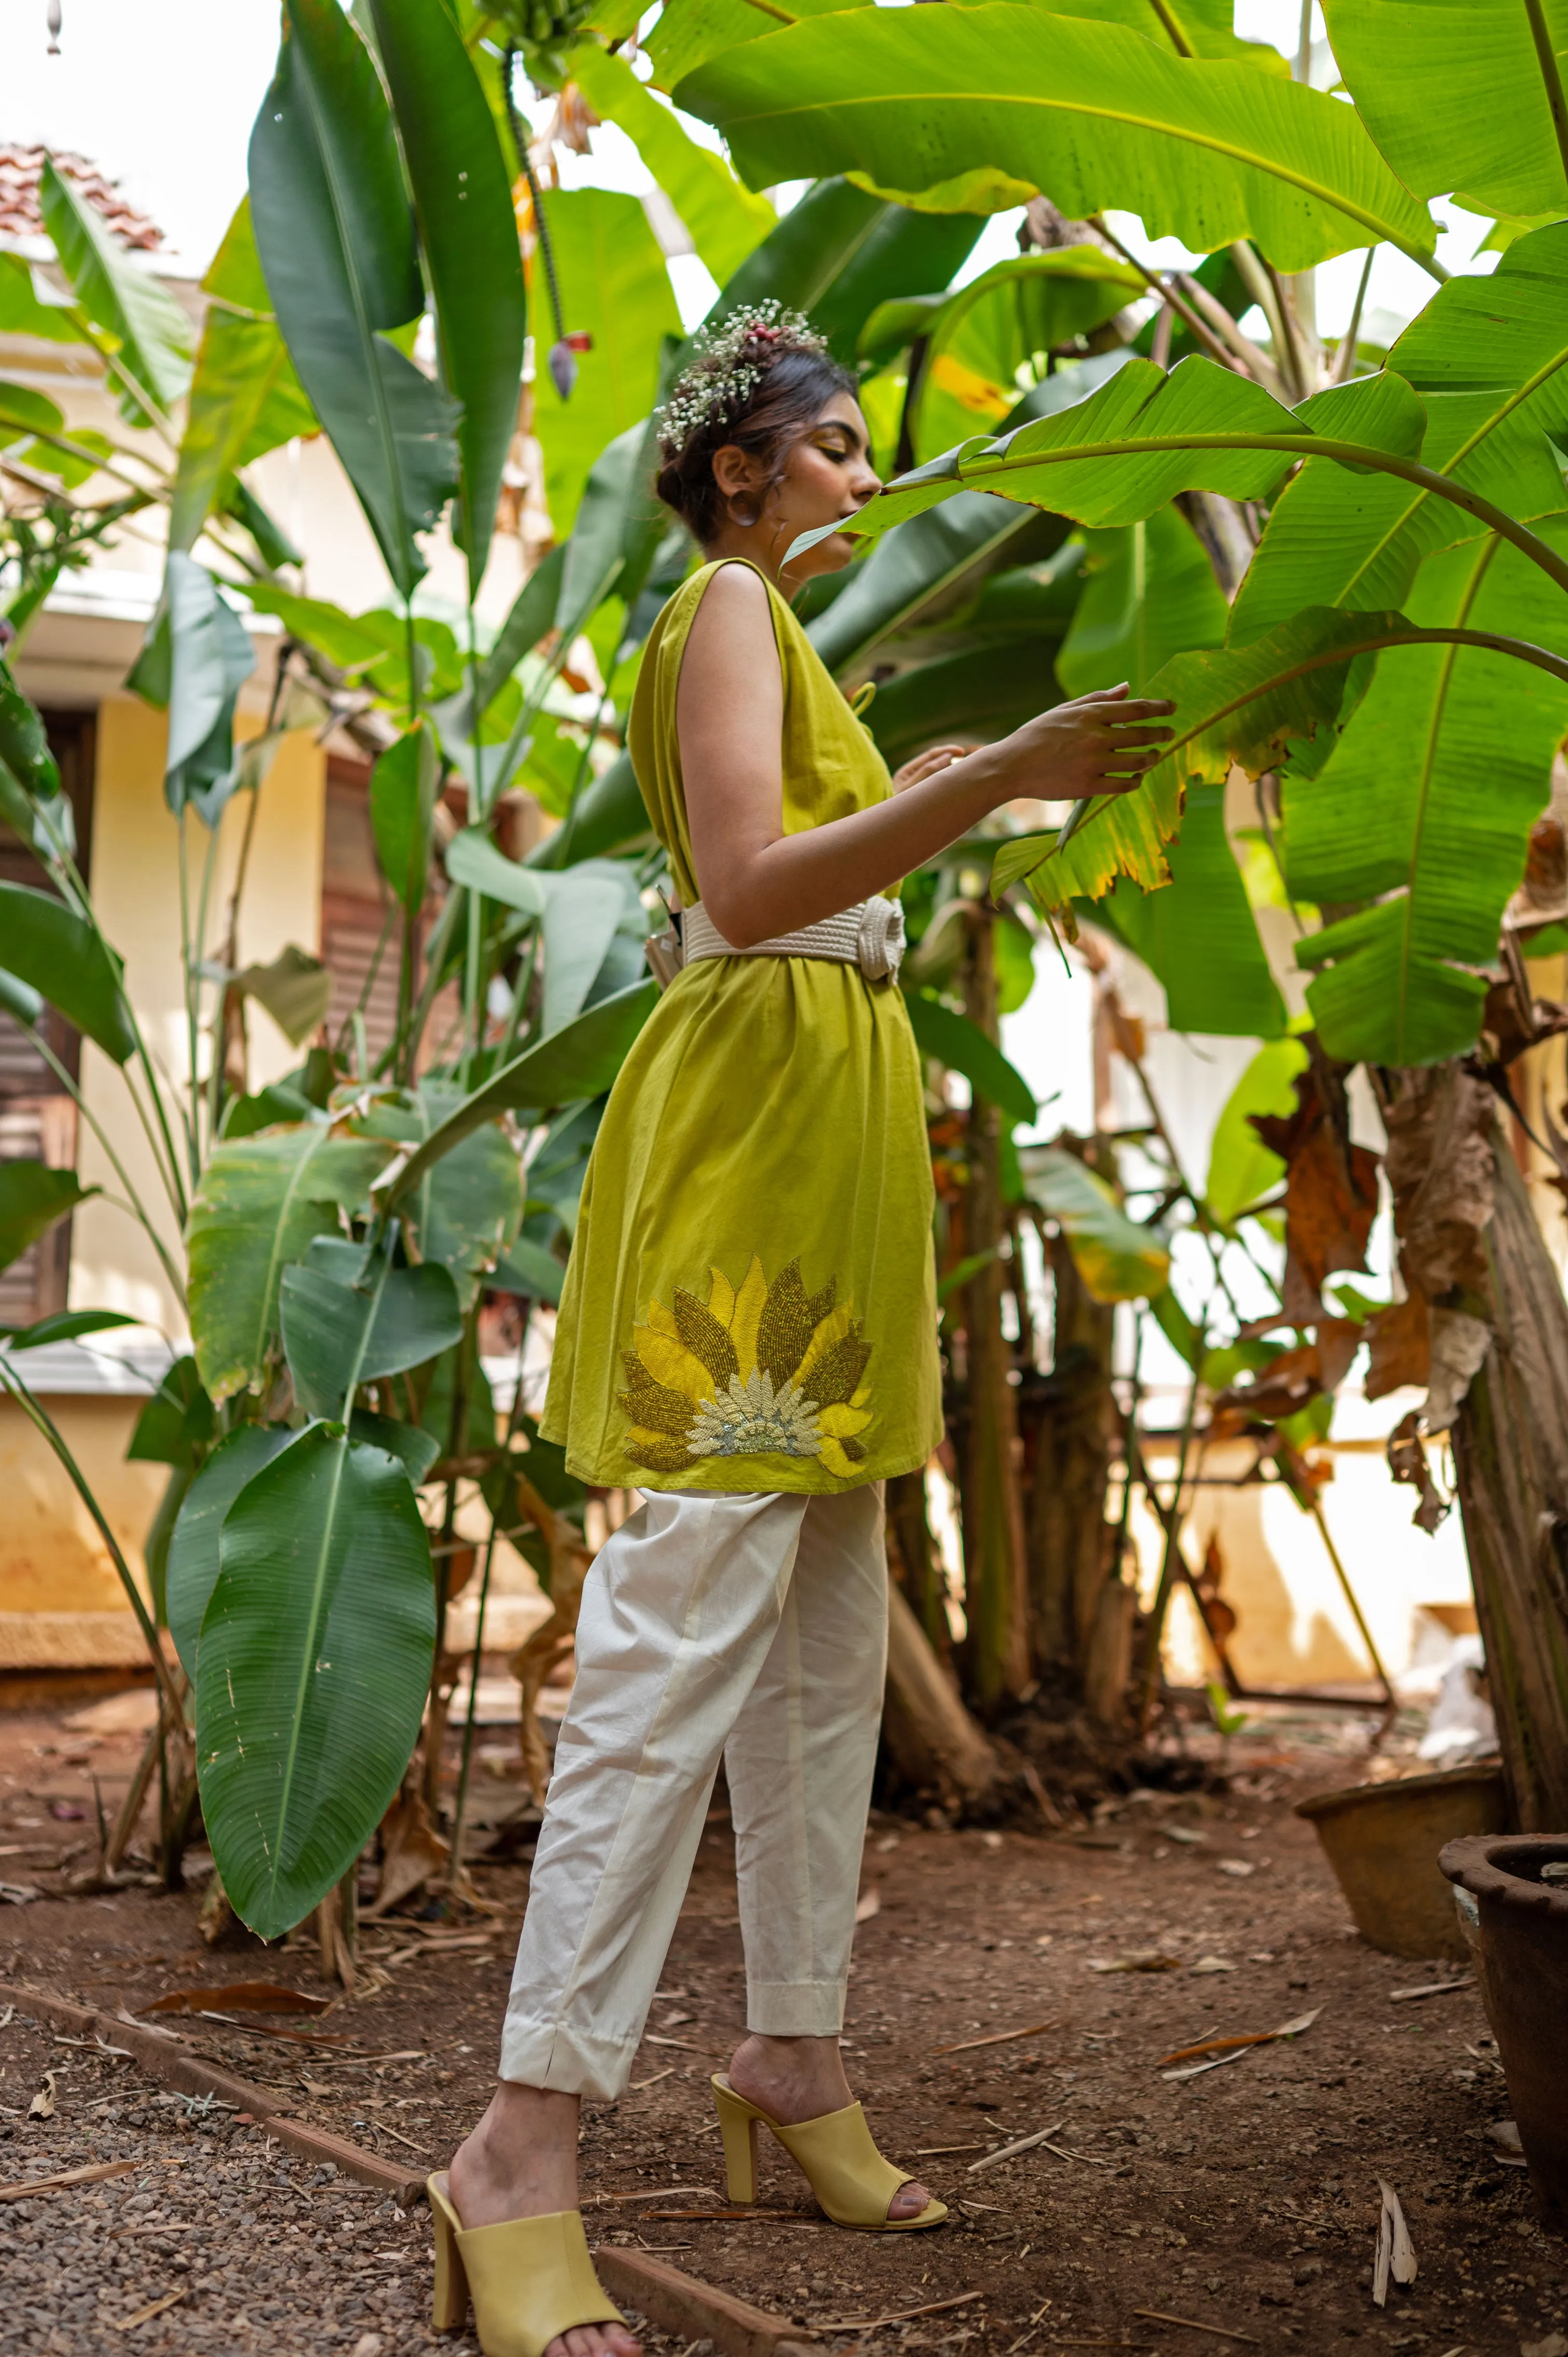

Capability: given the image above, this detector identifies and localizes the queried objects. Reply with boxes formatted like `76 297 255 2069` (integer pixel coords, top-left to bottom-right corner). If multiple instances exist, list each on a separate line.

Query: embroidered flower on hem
688 1368 822 1459
619 1253 873 1479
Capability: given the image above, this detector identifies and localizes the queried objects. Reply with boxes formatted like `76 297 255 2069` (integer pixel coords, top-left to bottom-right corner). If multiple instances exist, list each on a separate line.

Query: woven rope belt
678 896 905 983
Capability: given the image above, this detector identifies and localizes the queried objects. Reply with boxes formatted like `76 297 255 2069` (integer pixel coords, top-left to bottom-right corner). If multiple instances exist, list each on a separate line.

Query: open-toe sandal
428 2172 629 2354
710 2074 947 2231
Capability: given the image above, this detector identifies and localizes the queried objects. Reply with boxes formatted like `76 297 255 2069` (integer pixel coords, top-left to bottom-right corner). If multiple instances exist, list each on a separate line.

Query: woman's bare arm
678 564 1174 947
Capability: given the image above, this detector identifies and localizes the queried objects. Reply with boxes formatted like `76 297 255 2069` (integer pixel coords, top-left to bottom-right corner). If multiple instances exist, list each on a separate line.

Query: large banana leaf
38 158 193 422
187 1126 393 1403
533 189 680 541
0 883 136 1063
570 43 777 285
645 0 870 92
444 829 629 1033
818 355 1311 559
165 1423 297 1680
869 636 1069 765
1036 0 1290 70
249 0 459 594
1287 533 1568 1065
369 0 526 594
1323 0 1568 218
907 251 1144 465
0 250 83 346
1055 504 1228 698
995 606 1406 917
808 494 1048 676
163 555 256 824
1088 785 1286 1038
369 720 439 917
0 1163 91 1275
359 1080 524 1308
705 179 983 365
1018 1144 1170 1302
195 1424 436 1938
532 746 653 866
903 992 1035 1124
809 352 1131 676
1203 1037 1309 1229
675 7 1439 274
281 1237 465 1418
170 201 316 555
382 980 658 1205
1231 226 1568 644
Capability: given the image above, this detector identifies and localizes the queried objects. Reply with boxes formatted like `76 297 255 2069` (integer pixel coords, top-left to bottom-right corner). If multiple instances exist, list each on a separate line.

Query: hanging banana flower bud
548 331 593 402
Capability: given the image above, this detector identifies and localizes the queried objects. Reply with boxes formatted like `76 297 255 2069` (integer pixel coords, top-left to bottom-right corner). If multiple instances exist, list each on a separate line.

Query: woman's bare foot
447 2083 642 2357
726 2032 934 2222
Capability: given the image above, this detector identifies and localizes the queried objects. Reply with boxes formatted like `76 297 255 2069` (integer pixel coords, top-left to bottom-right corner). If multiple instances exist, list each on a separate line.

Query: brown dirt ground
2 1691 1565 2357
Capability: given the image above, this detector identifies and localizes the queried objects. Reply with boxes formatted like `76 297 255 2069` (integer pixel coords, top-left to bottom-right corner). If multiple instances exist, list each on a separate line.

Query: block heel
712 2076 762 2203
429 2175 471 2333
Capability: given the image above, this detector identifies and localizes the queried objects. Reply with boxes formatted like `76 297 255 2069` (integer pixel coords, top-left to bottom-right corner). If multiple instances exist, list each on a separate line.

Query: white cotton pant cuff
498 1484 888 2102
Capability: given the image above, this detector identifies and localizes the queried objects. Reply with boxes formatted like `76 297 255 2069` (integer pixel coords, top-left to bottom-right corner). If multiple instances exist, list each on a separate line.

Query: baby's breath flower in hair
652 301 856 545
655 302 828 464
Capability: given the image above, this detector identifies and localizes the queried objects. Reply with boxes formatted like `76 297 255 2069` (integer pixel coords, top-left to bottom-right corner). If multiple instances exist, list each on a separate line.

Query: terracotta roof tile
0 143 163 249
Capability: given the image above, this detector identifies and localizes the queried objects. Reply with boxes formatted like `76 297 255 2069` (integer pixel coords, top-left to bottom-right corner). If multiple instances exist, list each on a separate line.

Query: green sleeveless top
540 559 942 1493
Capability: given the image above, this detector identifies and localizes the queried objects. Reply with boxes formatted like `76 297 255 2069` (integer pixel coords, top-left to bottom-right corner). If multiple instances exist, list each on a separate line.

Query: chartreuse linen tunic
540 557 942 1494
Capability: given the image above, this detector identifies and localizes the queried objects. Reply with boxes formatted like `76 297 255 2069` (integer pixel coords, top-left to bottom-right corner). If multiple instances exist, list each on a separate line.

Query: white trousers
499 1485 888 2100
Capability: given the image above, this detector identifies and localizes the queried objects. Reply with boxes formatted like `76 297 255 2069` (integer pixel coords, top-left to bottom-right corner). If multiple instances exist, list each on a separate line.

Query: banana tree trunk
886 1467 950 1661
1450 1125 1568 1829
881 1570 999 1811
956 909 1029 1711
1024 1225 1117 1687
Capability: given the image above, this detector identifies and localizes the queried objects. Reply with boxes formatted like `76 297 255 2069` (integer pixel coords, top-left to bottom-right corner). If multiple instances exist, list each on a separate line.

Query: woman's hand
890 744 968 793
990 681 1176 802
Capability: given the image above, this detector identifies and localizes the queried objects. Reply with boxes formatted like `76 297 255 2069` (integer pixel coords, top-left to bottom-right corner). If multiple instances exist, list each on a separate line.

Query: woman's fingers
1076 690 1175 717
1101 722 1175 748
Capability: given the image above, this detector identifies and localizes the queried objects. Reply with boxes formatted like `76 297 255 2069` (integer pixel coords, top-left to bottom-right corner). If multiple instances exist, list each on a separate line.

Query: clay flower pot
1294 1763 1508 1959
1441 1833 1568 2230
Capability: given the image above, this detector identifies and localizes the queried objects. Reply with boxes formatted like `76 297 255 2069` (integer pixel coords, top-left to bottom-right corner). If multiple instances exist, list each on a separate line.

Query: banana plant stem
175 811 202 1187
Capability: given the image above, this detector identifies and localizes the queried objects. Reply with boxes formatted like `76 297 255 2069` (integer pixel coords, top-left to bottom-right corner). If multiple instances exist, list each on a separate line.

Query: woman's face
713 393 882 580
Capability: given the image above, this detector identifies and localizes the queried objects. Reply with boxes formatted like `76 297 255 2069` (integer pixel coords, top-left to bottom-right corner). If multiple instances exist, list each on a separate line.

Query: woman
429 305 1173 2357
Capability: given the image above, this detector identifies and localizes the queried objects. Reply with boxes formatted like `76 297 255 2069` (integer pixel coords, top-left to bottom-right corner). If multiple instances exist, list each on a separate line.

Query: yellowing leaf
633 1325 716 1402
730 1253 767 1382
927 350 1012 421
818 1402 873 1438
708 1265 736 1330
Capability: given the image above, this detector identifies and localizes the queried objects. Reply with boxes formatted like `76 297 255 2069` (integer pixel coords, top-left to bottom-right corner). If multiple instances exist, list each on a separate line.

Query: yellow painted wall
0 1397 163 1668
1133 1435 1475 1692
69 693 328 1333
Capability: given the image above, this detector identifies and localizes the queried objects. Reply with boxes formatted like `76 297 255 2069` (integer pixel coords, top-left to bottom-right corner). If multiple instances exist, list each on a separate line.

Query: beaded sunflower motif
619 1255 873 1480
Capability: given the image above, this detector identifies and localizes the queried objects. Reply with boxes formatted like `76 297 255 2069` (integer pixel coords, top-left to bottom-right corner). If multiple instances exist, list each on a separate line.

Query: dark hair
654 308 857 547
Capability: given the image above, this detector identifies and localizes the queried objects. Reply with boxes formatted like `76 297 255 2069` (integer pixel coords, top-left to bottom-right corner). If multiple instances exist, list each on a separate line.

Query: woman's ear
711 441 766 512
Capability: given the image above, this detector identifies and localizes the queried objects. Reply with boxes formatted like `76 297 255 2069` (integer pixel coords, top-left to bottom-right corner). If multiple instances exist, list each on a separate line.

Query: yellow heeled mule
710 2075 947 2232
428 2172 628 2355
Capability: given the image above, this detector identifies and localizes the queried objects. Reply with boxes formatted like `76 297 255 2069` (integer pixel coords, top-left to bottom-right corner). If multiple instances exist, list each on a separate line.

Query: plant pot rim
1439 1832 1568 1920
1293 1760 1505 1824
